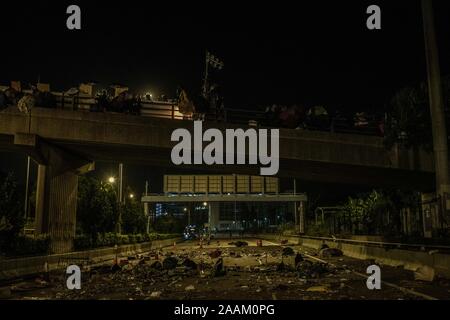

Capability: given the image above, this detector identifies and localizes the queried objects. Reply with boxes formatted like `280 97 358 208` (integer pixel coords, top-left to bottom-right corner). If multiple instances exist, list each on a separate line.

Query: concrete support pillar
14 133 94 254
35 164 79 253
208 202 220 231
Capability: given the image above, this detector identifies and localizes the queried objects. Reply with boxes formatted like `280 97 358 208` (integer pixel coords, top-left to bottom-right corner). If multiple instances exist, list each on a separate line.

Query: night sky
1 0 449 199
1 0 449 109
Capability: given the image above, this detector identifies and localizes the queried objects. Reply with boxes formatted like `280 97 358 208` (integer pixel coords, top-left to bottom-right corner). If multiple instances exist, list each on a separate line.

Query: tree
384 76 450 151
341 190 394 235
384 84 433 151
121 197 147 234
77 176 119 242
0 172 24 252
154 214 184 233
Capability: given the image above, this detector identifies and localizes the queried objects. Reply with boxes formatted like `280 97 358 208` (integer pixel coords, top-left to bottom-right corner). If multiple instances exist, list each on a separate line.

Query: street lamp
203 202 207 206
129 193 134 199
108 176 116 184
184 207 191 225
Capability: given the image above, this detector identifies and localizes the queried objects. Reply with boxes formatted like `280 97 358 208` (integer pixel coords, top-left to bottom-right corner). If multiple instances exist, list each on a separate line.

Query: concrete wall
0 238 182 281
260 234 450 279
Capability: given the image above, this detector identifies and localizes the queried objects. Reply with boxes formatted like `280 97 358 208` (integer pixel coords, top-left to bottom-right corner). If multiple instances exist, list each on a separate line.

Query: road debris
282 247 295 256
209 249 222 259
162 256 178 270
306 285 329 293
6 240 442 300
150 291 161 298
319 248 343 258
414 266 435 282
229 241 248 247
185 285 195 291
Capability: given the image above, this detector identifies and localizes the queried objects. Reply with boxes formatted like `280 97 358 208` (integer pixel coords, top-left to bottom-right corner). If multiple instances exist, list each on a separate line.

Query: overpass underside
0 134 435 189
0 107 437 253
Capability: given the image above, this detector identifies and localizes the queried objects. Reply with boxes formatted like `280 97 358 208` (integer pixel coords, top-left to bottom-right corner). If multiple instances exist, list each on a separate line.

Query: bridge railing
1 86 382 135
18 90 190 120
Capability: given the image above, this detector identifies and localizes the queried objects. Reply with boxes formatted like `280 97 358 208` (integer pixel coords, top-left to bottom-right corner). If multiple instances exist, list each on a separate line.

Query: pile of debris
52 245 344 300
228 241 248 247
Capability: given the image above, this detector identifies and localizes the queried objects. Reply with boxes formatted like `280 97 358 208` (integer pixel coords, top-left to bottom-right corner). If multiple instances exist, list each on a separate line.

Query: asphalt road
5 238 450 300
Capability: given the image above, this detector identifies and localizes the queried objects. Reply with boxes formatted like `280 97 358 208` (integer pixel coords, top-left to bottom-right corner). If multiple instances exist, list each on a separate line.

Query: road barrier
259 234 450 279
0 237 182 281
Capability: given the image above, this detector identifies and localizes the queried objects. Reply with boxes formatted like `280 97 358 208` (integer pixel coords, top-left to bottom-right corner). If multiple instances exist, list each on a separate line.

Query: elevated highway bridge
0 106 436 253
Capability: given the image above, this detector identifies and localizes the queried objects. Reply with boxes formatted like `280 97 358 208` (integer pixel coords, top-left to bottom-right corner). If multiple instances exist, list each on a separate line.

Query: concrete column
15 134 95 254
34 164 79 253
208 202 220 230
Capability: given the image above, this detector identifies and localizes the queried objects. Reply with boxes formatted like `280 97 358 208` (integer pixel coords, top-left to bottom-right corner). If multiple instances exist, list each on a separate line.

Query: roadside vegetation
0 174 179 257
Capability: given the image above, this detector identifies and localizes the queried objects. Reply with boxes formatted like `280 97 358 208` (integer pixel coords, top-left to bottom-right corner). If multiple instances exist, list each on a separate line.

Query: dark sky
1 0 449 110
1 0 450 199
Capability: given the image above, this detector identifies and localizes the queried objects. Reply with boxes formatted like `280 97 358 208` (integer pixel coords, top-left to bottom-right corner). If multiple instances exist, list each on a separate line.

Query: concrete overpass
0 107 436 252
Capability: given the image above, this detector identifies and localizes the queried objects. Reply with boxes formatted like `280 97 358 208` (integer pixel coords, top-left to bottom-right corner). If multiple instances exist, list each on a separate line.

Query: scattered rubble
8 241 434 300
214 258 226 277
162 256 178 270
228 241 248 247
319 248 343 258
306 285 329 293
296 261 329 278
150 291 161 298
209 249 222 259
282 247 295 256
182 258 197 270
414 266 435 282
150 260 163 270
111 263 122 272
295 253 304 265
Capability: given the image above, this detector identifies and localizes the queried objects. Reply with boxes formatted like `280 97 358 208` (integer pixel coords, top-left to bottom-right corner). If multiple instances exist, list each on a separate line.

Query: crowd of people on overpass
0 83 145 115
261 104 385 136
1 81 385 136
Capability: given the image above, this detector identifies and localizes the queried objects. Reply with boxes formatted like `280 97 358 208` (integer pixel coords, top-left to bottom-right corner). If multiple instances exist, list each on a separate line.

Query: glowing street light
108 176 116 184
203 202 207 206
129 193 134 199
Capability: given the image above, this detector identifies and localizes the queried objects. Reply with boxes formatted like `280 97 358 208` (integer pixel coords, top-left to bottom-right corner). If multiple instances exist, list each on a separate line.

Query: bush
74 234 93 250
128 234 136 244
305 224 329 237
0 173 25 253
72 232 180 251
4 234 50 257
119 234 129 245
